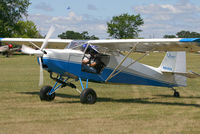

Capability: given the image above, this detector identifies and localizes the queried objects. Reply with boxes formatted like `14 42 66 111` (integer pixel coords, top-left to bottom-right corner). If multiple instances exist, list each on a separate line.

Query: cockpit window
65 41 87 52
65 40 112 55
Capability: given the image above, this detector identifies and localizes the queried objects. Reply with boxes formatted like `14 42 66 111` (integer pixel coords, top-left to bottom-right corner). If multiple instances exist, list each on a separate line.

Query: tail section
159 51 187 87
160 51 186 73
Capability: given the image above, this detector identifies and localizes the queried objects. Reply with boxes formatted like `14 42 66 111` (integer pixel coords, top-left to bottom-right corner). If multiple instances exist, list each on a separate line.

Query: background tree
13 20 42 38
0 0 30 37
107 13 144 39
176 31 200 38
163 35 177 38
163 30 200 38
58 31 99 40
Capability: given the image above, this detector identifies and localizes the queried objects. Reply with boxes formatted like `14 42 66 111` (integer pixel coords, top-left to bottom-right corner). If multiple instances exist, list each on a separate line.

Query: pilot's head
82 44 98 54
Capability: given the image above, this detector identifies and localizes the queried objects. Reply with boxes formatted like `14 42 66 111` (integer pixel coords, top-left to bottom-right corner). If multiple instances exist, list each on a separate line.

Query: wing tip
180 38 200 42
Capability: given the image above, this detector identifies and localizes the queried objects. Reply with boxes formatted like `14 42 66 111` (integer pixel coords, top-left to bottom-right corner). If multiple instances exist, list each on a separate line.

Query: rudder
159 51 187 87
159 51 186 73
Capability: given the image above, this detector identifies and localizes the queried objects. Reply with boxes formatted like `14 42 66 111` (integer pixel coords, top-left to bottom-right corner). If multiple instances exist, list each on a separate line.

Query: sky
27 0 200 39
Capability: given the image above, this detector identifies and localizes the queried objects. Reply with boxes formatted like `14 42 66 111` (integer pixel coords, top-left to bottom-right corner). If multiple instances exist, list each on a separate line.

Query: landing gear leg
171 87 180 98
41 73 97 104
79 78 97 104
40 73 77 101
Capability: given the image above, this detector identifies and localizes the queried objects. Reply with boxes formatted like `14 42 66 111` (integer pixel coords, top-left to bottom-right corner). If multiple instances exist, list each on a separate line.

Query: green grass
1 53 200 134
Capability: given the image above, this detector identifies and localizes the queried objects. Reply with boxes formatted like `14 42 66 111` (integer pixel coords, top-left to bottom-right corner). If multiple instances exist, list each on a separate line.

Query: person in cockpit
82 44 102 73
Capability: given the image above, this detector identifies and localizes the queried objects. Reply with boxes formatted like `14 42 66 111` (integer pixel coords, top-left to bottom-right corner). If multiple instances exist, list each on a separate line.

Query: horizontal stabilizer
186 71 200 78
162 71 200 78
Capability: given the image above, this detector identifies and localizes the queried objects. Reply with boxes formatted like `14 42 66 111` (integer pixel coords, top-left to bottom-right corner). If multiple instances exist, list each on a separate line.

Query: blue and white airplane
1 27 200 104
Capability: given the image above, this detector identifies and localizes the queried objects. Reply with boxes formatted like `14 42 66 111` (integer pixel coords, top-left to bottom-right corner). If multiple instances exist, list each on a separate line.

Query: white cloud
49 12 83 24
134 0 200 38
28 12 108 39
34 2 54 12
160 4 181 14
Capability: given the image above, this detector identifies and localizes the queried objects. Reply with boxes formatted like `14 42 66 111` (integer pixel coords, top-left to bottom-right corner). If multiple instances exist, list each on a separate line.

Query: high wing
0 38 72 49
1 38 200 52
88 38 200 52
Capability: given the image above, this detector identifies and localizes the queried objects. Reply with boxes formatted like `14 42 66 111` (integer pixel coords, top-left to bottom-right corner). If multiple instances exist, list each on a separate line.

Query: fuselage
41 48 186 88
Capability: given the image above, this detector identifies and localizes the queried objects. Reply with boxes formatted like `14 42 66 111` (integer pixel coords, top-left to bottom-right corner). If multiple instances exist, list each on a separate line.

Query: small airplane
0 43 13 56
0 43 21 57
1 27 200 104
67 6 71 10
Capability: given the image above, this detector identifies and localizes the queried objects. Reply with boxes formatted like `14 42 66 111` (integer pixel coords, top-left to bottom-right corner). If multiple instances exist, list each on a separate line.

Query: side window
81 52 110 74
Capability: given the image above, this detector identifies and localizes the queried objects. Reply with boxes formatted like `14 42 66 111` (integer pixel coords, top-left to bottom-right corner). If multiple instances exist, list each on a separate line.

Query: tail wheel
40 85 55 101
174 91 180 98
80 88 97 104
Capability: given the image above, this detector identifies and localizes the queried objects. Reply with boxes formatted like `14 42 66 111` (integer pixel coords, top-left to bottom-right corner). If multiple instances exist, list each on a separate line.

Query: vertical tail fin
160 51 186 73
160 51 187 87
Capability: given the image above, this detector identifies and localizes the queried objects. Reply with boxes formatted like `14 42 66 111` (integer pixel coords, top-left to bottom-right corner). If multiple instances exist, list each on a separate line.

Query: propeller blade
39 57 44 86
40 26 55 51
21 45 43 56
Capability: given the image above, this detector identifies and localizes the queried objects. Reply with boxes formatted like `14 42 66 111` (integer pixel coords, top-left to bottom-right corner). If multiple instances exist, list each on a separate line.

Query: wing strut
108 53 150 81
105 44 154 82
105 44 138 82
29 41 40 50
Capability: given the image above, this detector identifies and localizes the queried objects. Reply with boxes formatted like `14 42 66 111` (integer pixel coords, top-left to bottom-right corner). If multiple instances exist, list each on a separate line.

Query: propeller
21 26 55 86
40 26 55 51
38 57 44 86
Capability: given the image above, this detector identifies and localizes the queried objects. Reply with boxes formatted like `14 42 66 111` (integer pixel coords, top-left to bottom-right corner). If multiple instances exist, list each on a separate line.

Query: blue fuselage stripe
42 58 177 87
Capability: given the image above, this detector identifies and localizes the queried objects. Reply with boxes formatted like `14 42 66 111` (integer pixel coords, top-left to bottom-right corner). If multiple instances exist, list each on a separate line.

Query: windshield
65 41 87 52
65 40 112 55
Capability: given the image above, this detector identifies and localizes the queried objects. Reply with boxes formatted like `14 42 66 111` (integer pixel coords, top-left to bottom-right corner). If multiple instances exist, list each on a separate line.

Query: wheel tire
174 91 180 98
40 85 55 101
80 88 97 104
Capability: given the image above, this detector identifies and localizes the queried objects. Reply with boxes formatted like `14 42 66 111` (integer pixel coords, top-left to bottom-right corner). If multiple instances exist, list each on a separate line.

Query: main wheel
80 88 97 104
40 85 55 101
174 91 180 98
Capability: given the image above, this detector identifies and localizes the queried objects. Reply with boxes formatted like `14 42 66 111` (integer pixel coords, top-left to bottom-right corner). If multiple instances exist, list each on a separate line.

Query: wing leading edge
1 38 200 52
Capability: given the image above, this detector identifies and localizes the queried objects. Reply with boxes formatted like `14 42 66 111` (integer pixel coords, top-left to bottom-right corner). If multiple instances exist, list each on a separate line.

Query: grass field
1 53 200 134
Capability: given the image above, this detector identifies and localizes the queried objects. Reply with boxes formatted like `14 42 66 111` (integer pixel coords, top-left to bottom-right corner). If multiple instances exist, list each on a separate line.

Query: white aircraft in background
0 44 13 55
0 27 200 104
0 43 21 57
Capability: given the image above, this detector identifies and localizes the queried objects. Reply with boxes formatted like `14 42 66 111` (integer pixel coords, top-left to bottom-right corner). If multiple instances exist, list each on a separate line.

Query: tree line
1 0 200 40
163 31 200 38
